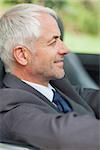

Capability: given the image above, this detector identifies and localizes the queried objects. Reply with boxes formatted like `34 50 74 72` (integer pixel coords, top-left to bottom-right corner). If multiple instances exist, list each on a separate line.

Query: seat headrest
0 59 5 87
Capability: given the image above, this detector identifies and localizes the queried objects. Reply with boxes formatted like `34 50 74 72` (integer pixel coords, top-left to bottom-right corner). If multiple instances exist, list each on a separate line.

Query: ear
13 46 29 66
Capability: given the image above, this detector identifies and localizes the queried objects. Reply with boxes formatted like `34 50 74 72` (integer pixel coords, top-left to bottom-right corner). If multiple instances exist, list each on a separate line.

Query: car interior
64 53 99 89
77 53 100 86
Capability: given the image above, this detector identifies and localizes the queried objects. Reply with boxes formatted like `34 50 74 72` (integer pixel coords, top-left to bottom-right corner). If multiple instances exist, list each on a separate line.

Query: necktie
52 90 73 113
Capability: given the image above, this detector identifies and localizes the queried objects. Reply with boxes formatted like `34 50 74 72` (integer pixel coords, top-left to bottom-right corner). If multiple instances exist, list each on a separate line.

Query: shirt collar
22 80 55 102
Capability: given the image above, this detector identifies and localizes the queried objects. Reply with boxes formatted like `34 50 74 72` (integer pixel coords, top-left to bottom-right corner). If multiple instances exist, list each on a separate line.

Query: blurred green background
0 0 100 54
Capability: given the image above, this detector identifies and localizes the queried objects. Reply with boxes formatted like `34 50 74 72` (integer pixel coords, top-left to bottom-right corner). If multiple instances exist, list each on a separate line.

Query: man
0 3 99 150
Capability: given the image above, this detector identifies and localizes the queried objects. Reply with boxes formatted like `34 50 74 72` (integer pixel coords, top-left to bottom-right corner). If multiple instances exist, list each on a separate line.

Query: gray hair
0 3 57 72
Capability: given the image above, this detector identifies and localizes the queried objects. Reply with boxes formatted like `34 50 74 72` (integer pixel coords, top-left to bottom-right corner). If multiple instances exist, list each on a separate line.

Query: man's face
28 14 69 83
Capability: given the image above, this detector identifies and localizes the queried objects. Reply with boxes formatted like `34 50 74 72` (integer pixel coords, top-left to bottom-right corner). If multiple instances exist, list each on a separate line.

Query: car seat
64 53 99 89
0 59 5 87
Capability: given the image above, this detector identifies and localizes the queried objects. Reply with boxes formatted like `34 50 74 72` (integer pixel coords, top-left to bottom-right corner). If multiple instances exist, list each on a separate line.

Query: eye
48 37 58 46
49 39 56 45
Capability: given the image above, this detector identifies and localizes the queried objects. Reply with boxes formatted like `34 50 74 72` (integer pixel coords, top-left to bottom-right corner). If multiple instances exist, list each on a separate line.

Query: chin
54 71 65 79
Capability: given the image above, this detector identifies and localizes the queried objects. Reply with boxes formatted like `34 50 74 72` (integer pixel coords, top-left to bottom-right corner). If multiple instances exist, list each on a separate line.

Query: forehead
37 13 60 38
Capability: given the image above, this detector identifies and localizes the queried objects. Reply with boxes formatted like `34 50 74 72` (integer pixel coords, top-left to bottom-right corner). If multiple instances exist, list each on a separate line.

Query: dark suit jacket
0 73 100 150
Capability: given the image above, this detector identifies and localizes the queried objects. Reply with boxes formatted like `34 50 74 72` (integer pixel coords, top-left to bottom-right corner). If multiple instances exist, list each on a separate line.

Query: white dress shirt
22 80 55 102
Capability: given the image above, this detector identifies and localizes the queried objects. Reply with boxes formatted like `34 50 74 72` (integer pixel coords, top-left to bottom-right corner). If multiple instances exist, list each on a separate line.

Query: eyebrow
52 35 60 39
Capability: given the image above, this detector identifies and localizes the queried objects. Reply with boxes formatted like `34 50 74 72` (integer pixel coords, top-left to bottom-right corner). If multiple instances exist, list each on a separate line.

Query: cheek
31 47 55 71
33 54 50 70
39 52 53 66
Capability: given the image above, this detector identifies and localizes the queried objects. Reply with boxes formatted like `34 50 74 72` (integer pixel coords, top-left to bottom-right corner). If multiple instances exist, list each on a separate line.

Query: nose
57 39 70 55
